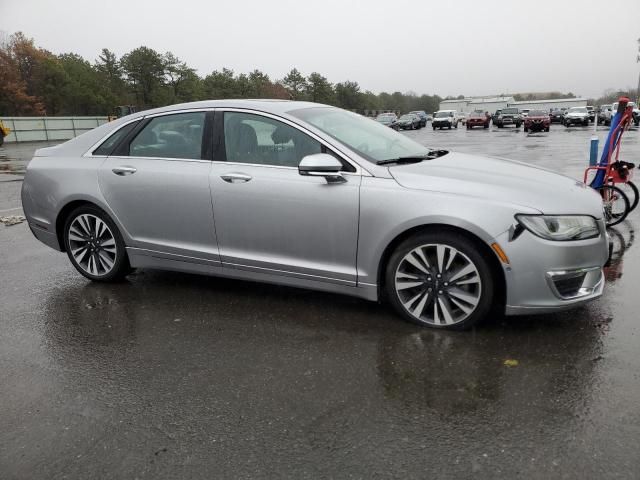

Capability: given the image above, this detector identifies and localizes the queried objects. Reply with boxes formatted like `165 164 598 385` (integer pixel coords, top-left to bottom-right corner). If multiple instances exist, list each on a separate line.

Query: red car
524 109 550 132
466 111 490 129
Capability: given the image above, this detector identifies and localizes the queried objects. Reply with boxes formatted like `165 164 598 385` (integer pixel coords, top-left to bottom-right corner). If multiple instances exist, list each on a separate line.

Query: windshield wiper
376 156 426 166
376 149 448 166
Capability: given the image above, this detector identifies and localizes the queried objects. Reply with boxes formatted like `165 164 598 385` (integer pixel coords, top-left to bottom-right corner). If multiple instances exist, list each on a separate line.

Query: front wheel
63 205 131 281
385 231 494 330
598 185 630 227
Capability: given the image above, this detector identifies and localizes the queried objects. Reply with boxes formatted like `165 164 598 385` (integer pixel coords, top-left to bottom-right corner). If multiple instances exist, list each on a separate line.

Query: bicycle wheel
598 185 630 227
618 180 639 212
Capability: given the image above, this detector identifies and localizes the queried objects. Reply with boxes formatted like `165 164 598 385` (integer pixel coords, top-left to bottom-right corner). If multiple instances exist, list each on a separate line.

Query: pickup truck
612 101 640 126
493 107 522 128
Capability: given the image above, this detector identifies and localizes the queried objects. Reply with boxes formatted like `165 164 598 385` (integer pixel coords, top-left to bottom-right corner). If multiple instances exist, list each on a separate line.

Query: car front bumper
432 121 452 127
493 221 609 315
525 121 548 131
565 117 588 124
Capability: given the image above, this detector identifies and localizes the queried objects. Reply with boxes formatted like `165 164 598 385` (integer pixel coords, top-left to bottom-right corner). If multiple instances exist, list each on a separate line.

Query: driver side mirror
298 153 346 184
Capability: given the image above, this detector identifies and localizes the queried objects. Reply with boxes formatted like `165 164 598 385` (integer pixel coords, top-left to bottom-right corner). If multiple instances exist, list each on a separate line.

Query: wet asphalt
1 124 639 479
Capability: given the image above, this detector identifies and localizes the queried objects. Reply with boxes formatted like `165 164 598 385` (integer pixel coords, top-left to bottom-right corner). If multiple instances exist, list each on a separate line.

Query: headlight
515 215 599 241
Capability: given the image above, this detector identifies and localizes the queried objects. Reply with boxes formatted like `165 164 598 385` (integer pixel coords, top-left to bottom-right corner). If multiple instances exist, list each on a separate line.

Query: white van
432 110 458 130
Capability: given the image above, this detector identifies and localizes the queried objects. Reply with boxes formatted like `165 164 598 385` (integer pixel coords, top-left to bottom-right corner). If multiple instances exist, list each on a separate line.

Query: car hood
567 112 587 117
388 151 603 217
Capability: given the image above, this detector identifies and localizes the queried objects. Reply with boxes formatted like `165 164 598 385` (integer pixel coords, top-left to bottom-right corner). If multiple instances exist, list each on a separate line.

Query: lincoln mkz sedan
22 100 609 329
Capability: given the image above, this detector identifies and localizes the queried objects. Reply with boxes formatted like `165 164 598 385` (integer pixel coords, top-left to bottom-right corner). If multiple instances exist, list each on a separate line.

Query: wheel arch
376 223 507 310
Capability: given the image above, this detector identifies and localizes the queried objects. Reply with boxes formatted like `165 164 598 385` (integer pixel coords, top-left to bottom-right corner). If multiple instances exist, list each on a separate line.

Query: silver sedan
21 100 609 329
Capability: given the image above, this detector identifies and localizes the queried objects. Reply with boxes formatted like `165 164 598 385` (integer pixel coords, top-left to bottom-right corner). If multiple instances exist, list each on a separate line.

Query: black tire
454 122 458 129
63 205 131 282
620 181 639 212
433 126 436 131
524 127 528 132
598 185 630 227
385 231 494 330
448 125 451 130
545 127 550 132
483 124 488 129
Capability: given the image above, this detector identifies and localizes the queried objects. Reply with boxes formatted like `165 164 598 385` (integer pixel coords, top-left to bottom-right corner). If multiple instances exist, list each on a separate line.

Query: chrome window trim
219 107 368 176
105 155 212 164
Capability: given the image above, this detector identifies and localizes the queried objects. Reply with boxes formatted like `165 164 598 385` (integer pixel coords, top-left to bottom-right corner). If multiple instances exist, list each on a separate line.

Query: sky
1 0 639 99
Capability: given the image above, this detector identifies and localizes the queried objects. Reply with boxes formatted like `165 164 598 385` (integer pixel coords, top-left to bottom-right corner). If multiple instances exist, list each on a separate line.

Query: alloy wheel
394 243 482 326
67 214 118 276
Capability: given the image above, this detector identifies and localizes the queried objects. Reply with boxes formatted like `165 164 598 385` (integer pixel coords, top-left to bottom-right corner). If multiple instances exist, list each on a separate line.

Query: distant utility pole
637 37 640 104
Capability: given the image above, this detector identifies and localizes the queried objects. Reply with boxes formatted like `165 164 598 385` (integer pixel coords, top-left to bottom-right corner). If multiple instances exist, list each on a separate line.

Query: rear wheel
63 205 131 282
619 181 639 212
385 231 494 330
598 185 630 227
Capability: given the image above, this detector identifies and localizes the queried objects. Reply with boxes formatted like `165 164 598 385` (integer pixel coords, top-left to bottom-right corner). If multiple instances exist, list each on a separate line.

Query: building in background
439 96 513 113
509 98 587 111
438 95 587 113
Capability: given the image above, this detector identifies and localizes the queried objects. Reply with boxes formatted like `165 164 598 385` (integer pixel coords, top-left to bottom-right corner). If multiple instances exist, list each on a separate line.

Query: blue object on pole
590 111 623 188
589 136 599 166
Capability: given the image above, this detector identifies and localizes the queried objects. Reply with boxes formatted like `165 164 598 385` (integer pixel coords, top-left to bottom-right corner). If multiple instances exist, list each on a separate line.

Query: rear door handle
220 173 252 183
112 166 137 176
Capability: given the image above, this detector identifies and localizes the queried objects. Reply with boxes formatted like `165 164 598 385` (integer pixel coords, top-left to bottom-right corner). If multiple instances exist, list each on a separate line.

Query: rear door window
129 112 206 160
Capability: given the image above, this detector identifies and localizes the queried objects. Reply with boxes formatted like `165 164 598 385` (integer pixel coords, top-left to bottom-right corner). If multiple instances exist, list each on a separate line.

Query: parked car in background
611 101 640 126
597 105 612 126
549 108 564 124
493 108 522 128
563 107 590 127
520 109 530 118
466 111 490 129
408 111 428 128
523 109 550 133
21 99 610 330
586 106 595 122
432 110 458 130
492 109 502 124
376 113 399 130
459 112 468 126
396 113 422 130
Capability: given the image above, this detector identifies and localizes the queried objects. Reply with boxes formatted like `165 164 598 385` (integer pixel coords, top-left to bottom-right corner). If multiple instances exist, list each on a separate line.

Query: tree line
1 32 636 118
0 32 442 117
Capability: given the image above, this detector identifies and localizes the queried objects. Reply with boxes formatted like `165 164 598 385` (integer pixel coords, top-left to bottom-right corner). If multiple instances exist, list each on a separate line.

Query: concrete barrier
0 116 109 143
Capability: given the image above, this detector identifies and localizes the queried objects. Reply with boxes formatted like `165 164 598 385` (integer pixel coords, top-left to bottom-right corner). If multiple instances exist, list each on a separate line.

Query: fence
0 117 109 143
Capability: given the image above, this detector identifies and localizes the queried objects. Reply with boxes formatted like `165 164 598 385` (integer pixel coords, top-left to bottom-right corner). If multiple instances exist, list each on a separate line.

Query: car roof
37 100 332 157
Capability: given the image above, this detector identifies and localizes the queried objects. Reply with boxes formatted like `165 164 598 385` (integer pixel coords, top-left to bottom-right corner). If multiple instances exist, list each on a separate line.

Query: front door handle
220 173 252 183
112 166 137 176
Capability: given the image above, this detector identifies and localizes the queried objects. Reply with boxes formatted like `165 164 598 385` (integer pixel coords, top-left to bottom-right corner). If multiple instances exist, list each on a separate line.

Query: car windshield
289 107 430 163
435 111 452 118
502 108 519 114
569 107 587 113
376 116 392 123
529 110 546 116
